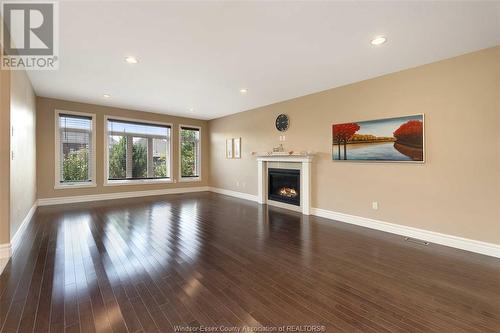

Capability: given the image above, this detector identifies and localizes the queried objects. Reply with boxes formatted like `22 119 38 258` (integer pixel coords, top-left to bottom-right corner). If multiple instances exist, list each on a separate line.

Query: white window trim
179 124 202 182
54 109 97 189
104 115 173 186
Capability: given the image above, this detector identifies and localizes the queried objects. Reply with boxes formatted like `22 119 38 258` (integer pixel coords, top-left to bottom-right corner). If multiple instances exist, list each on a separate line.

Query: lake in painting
332 115 424 162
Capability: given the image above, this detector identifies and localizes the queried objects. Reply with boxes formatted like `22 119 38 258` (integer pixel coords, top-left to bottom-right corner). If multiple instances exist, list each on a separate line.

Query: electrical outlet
236 181 240 187
372 201 379 210
242 181 246 188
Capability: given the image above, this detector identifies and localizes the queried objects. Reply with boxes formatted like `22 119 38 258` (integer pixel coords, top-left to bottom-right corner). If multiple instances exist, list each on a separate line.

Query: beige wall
209 46 500 245
10 70 36 239
1 16 37 249
37 97 209 199
0 66 10 245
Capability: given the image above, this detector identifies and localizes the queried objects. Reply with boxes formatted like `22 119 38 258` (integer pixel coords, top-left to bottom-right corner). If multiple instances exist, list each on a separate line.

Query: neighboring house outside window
105 117 172 185
179 125 201 181
55 110 96 188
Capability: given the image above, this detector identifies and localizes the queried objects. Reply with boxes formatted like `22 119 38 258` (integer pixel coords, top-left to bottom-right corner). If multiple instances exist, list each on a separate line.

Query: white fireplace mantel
256 155 314 215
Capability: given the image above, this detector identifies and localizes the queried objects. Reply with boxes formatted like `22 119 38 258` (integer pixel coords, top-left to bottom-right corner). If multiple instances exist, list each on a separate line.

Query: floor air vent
404 237 429 246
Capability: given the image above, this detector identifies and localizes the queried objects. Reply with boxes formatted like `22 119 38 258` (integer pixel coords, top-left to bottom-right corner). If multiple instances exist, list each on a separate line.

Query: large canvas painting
332 114 424 162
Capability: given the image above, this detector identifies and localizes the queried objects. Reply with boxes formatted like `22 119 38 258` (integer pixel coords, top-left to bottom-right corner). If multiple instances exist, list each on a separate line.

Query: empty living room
1 1 499 332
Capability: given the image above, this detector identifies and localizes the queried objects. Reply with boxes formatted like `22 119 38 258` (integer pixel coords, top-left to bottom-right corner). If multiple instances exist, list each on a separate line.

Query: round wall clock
275 114 290 132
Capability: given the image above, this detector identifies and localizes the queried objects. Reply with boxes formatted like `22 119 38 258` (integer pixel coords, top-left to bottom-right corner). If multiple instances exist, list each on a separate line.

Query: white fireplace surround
257 155 313 215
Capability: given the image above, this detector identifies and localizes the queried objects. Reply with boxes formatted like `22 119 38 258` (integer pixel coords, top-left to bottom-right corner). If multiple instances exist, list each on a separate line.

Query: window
106 117 171 184
55 110 96 188
179 126 201 180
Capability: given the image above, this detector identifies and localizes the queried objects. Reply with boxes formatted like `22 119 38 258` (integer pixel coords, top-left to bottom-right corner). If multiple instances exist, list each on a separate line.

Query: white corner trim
311 208 500 259
11 201 38 253
0 244 11 260
37 186 210 206
209 187 258 202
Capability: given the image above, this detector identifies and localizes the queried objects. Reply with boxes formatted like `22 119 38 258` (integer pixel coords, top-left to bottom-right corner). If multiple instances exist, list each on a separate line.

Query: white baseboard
0 200 38 260
3 187 210 261
0 258 7 275
8 186 500 260
311 208 500 258
208 187 500 259
0 244 11 259
38 186 211 206
11 201 38 253
209 187 258 202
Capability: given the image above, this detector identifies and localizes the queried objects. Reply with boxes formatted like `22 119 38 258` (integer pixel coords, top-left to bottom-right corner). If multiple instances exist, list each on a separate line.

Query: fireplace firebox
268 168 300 206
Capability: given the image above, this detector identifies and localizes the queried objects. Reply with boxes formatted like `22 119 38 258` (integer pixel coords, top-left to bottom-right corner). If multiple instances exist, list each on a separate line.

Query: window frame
178 124 202 182
54 109 97 189
104 115 173 186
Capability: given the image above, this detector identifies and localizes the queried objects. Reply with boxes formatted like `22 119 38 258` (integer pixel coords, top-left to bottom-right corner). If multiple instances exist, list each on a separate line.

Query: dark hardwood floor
1 192 499 333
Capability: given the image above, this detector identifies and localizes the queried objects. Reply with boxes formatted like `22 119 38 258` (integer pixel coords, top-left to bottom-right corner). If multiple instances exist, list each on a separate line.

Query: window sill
104 179 173 186
54 182 97 190
179 177 202 183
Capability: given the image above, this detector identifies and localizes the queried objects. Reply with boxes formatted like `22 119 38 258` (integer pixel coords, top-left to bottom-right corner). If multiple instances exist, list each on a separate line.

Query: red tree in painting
332 123 360 160
393 120 423 148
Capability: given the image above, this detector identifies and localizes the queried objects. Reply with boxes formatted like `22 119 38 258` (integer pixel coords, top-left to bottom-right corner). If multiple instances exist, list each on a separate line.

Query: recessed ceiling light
239 88 248 94
371 36 387 46
103 94 111 98
125 56 139 64
189 108 195 112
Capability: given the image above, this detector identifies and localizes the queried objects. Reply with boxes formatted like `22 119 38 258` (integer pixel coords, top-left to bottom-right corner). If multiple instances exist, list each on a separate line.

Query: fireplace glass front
268 168 300 206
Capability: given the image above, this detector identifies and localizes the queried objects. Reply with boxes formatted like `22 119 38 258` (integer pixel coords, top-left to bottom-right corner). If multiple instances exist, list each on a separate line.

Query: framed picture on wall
234 138 241 158
226 139 233 158
332 114 424 162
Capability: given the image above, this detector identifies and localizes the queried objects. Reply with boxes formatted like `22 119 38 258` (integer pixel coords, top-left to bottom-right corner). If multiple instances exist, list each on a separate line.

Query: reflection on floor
0 191 499 333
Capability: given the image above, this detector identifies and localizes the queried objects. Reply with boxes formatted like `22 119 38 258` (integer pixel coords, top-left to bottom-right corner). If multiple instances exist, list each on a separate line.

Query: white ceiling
27 1 500 120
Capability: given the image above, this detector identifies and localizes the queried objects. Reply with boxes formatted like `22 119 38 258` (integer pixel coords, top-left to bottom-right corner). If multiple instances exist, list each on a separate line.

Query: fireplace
257 155 313 214
268 168 300 206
